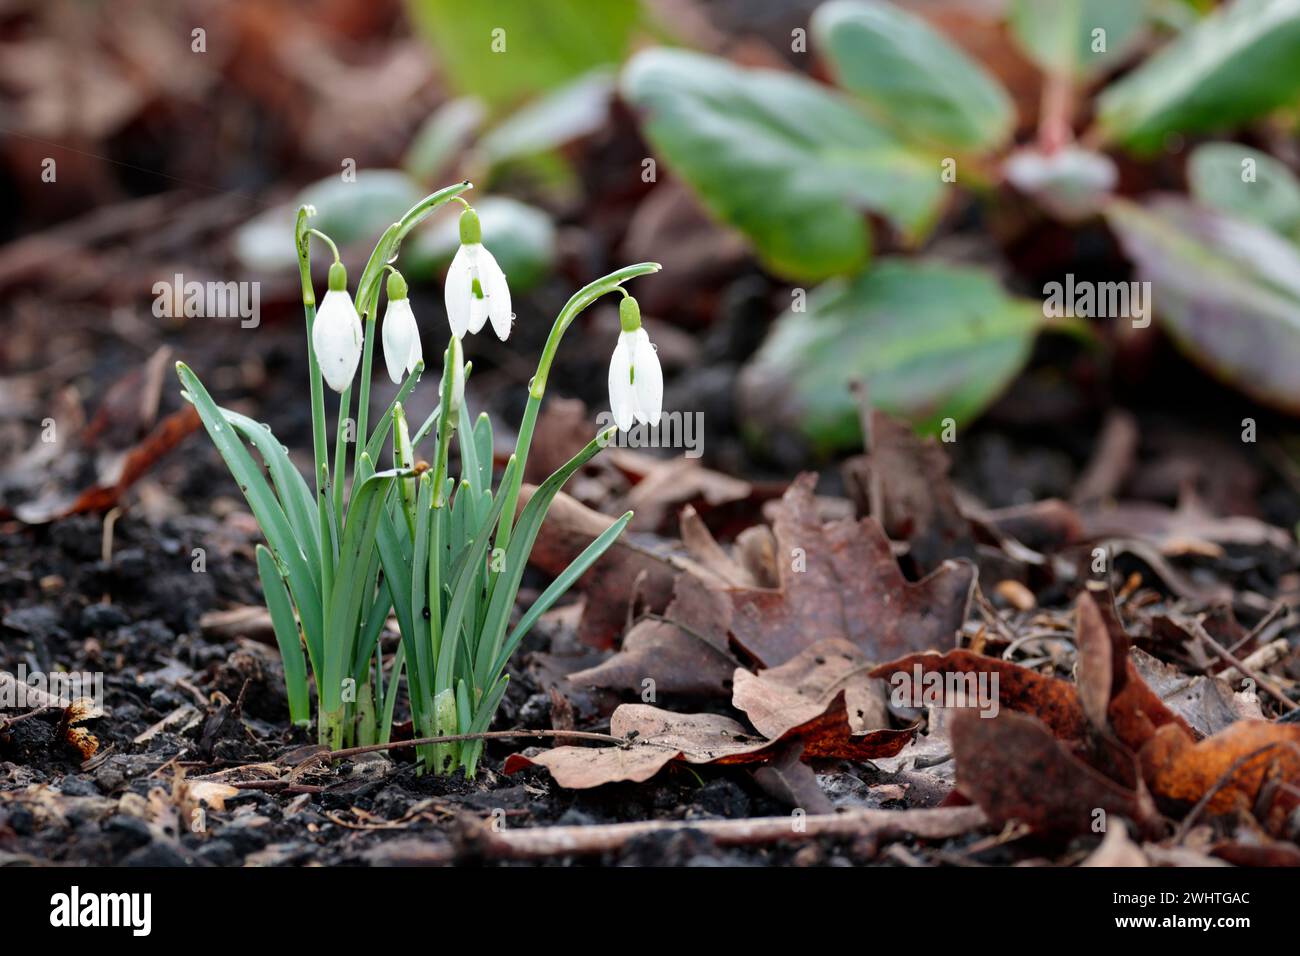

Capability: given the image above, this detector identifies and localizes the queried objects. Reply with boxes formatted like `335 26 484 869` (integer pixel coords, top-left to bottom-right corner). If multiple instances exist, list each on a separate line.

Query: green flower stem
494 262 661 555
296 207 338 693
333 386 352 519
351 181 473 487
294 208 331 518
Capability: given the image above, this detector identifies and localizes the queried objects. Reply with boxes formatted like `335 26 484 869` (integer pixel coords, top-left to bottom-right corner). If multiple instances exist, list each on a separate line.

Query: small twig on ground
1230 602 1288 655
372 806 989 864
0 705 55 732
1216 639 1290 687
1190 621 1298 712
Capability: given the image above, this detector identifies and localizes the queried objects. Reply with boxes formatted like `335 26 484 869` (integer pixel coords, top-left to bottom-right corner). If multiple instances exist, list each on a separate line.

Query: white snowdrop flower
444 207 512 340
381 270 422 384
312 262 362 393
607 295 662 432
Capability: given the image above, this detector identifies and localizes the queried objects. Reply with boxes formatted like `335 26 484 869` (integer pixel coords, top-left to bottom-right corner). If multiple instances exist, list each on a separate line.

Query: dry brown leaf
845 409 976 572
504 692 914 789
952 709 1162 838
1076 587 1194 751
871 650 1089 743
525 488 681 647
1138 720 1300 835
731 637 888 738
567 573 739 698
1080 820 1150 866
1129 648 1263 737
728 474 975 667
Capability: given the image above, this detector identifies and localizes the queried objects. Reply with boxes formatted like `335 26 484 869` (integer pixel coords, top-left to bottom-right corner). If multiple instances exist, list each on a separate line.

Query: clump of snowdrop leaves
445 204 513 340
177 181 661 775
608 294 663 431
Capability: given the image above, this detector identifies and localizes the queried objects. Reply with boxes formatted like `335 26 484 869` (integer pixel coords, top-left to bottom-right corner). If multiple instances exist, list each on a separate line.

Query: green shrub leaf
622 48 947 280
813 0 1014 152
1097 0 1300 152
1009 0 1148 79
1188 142 1300 238
738 260 1045 451
1105 196 1300 413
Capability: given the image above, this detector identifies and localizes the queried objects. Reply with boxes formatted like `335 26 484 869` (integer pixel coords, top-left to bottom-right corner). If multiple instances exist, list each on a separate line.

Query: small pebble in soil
104 815 154 852
688 778 750 819
80 603 130 633
57 774 99 796
120 841 201 867
197 839 240 866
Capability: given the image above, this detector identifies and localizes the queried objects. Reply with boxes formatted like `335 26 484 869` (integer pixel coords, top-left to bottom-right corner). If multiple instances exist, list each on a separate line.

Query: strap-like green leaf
487 510 632 685
436 456 517 698
476 430 615 688
256 544 311 726
177 363 324 660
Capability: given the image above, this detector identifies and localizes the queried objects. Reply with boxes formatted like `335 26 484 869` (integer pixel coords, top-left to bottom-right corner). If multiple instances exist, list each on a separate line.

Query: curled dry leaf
525 488 680 647
1079 820 1149 867
731 637 888 738
504 692 915 789
1075 587 1194 751
870 649 1088 743
57 696 105 761
952 709 1162 838
567 573 739 699
1138 721 1300 836
845 408 977 572
728 474 975 667
1129 647 1263 737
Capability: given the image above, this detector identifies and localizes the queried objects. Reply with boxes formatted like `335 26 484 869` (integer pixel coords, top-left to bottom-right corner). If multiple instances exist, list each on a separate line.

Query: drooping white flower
312 263 362 393
444 207 512 340
381 271 422 384
607 296 662 432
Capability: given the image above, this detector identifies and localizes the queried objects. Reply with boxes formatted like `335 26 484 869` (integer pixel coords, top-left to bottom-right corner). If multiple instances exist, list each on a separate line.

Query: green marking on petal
471 277 484 299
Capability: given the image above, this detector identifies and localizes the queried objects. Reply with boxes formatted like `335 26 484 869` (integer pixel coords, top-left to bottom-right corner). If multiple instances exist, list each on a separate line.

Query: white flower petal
631 327 663 426
607 332 635 431
444 244 474 338
313 290 362 393
467 287 489 334
478 245 513 341
382 298 419 384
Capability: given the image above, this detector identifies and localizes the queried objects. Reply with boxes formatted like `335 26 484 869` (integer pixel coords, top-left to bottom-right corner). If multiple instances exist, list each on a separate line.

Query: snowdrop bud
607 296 662 432
381 271 422 385
446 335 465 420
313 263 362 393
445 206 512 341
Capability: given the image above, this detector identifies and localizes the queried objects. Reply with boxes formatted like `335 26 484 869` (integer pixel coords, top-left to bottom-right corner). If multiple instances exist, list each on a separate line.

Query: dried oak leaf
751 741 834 813
568 573 739 698
731 637 888 738
504 693 914 789
1129 648 1262 737
844 408 977 572
1078 498 1292 554
952 709 1162 838
1138 721 1300 835
870 649 1088 742
525 488 681 648
728 473 975 667
1075 586 1194 751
